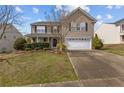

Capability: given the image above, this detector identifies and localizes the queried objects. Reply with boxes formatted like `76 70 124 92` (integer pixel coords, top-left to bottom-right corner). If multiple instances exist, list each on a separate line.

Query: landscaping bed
0 51 77 86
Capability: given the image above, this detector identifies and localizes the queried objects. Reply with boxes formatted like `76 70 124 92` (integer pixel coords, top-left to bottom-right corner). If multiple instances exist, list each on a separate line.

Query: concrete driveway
68 50 124 87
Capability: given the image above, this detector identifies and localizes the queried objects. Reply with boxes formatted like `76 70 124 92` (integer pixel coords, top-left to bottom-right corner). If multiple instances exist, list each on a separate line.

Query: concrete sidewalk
25 80 82 87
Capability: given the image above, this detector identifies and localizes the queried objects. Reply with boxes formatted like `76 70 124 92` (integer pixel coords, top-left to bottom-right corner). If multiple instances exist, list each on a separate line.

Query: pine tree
92 34 103 49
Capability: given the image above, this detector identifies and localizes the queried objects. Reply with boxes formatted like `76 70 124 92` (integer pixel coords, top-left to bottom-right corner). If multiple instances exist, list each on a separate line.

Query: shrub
57 42 66 50
24 43 50 50
92 34 103 49
26 37 32 44
30 43 36 49
43 43 49 48
24 43 32 49
14 38 27 50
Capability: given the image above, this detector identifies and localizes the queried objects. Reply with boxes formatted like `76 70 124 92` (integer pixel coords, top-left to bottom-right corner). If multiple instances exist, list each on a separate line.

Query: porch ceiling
25 33 61 38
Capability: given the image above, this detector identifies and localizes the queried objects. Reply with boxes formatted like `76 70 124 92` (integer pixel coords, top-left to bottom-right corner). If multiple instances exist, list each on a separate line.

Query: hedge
24 43 50 50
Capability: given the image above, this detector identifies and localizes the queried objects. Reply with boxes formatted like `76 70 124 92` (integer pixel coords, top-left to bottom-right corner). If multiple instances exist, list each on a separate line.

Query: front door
53 38 57 47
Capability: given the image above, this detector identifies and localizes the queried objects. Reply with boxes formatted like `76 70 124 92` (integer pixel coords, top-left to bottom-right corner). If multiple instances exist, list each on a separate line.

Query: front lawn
102 44 124 56
0 51 77 86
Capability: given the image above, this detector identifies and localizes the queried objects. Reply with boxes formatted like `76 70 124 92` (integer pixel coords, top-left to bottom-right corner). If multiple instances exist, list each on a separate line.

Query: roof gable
63 7 97 22
0 24 22 35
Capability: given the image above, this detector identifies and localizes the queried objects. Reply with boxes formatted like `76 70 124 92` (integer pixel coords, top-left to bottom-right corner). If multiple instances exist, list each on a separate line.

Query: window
53 26 58 33
122 24 124 31
70 22 88 31
121 35 124 41
80 22 86 31
71 22 76 27
77 23 80 31
71 22 77 31
36 26 45 33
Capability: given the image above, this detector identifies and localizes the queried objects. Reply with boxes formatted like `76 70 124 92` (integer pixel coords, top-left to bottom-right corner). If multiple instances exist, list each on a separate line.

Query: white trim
65 37 91 39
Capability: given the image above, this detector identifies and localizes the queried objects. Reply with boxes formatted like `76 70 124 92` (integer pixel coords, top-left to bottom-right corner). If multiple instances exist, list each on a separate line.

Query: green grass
0 51 77 86
102 44 124 56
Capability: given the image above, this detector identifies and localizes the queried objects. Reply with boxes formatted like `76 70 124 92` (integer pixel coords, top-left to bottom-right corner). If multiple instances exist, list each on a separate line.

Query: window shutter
51 26 53 33
69 22 71 31
35 26 37 33
45 26 47 33
86 23 88 31
57 26 59 33
122 24 124 30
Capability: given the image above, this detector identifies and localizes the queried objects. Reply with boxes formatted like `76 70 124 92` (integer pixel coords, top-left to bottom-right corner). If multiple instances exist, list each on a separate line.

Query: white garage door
66 38 91 50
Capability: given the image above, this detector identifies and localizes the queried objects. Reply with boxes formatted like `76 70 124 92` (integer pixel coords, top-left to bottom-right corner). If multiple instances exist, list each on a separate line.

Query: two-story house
26 7 97 50
95 18 124 44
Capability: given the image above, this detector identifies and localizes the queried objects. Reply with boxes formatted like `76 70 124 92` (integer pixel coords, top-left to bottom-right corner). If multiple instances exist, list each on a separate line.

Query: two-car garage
65 37 92 50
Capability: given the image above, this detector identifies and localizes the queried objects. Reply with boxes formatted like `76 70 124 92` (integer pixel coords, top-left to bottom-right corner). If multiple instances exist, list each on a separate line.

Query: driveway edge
67 52 83 87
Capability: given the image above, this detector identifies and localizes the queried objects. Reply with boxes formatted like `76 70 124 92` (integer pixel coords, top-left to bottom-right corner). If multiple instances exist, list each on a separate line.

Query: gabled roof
31 7 97 25
62 7 97 22
0 24 22 35
114 18 124 24
99 18 124 26
31 21 60 25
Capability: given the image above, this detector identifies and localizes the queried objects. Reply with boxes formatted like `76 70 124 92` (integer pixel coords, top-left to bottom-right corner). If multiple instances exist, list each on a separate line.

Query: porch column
36 36 39 43
31 37 33 43
48 37 50 43
48 37 51 48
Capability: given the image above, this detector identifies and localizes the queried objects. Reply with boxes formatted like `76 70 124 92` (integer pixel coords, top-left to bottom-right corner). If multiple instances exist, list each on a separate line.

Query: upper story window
36 26 45 33
122 24 124 31
53 26 58 33
53 26 57 31
80 22 86 31
77 23 80 31
70 22 88 31
70 22 77 31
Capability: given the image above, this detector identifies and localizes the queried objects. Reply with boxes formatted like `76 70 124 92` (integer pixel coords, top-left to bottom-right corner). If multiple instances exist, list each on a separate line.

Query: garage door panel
66 38 91 50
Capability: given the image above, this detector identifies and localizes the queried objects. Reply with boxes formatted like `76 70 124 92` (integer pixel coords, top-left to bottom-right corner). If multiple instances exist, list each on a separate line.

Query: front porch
32 37 59 48
25 34 61 48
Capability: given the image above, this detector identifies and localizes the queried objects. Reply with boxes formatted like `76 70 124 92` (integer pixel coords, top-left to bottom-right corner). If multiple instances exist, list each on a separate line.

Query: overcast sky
13 5 124 35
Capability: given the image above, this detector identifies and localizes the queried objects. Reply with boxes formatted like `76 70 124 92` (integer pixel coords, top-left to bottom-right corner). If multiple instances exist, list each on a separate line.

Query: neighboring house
95 18 124 44
0 25 23 53
26 7 97 50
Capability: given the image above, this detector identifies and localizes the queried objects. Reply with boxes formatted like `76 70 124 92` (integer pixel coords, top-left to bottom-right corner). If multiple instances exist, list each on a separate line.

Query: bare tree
0 5 22 40
44 6 68 21
44 6 69 44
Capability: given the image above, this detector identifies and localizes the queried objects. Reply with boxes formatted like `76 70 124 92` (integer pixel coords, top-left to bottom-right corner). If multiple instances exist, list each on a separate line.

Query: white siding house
95 19 124 44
